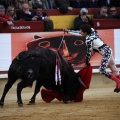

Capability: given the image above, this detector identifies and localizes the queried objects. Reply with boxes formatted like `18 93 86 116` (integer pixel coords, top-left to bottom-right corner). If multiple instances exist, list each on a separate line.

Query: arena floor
0 74 120 120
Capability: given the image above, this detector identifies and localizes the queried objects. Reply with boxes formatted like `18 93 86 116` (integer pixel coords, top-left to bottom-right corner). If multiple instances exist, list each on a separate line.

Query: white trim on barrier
0 74 8 79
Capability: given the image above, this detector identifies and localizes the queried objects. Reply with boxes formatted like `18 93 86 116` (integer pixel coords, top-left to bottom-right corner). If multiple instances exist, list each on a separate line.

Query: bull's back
8 48 57 80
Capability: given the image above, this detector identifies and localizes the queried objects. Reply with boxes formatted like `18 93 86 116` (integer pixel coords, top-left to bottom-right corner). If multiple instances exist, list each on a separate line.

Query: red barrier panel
91 19 120 29
0 21 44 33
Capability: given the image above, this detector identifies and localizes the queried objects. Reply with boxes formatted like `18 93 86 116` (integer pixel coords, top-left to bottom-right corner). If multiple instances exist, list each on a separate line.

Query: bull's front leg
61 94 68 104
28 81 41 105
17 81 28 107
59 87 68 104
0 80 16 107
0 83 11 107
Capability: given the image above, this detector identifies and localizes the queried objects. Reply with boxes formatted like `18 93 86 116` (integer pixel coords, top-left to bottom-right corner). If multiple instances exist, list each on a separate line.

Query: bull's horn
78 77 87 89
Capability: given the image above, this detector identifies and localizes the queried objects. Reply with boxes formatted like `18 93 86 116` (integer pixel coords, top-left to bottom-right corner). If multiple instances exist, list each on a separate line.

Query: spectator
116 0 120 7
0 5 14 26
0 0 8 9
16 0 32 9
16 3 37 21
69 0 88 8
55 0 73 13
93 6 111 18
0 0 6 5
79 0 88 8
97 0 118 7
74 8 91 30
70 0 81 8
87 0 99 8
5 0 17 9
109 6 120 18
32 0 42 9
34 4 54 31
6 5 18 21
41 0 57 9
34 4 49 20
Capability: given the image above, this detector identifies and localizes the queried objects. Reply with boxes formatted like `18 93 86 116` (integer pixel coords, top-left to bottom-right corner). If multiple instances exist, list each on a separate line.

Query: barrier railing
0 21 44 33
1 8 120 32
91 18 120 29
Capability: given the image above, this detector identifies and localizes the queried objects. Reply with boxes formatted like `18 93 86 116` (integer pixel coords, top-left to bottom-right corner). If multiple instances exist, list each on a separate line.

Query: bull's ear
78 77 87 89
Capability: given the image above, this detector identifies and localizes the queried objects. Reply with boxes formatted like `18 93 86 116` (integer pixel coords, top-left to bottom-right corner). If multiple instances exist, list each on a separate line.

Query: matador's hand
63 28 69 33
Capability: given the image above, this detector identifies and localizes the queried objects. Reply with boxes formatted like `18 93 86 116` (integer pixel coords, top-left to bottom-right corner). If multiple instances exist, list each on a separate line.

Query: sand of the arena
0 73 120 120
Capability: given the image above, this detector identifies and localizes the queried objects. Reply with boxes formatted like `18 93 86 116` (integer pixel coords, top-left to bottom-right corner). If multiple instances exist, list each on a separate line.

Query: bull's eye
74 40 84 46
38 41 50 48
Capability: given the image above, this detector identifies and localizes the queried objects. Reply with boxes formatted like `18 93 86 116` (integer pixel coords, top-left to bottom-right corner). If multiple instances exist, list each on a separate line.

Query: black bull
0 48 86 107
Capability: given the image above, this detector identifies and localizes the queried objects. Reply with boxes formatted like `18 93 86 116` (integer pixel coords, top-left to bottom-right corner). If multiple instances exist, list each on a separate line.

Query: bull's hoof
0 101 4 108
17 101 23 107
63 100 68 104
67 100 73 103
27 99 35 105
114 88 120 93
27 101 35 105
18 103 23 107
63 100 73 104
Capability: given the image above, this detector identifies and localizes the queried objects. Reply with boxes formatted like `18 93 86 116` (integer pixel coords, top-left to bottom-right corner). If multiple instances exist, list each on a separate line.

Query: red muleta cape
41 64 92 103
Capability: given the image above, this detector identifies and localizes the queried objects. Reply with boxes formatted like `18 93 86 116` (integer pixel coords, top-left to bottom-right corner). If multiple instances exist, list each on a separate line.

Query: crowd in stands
0 0 120 32
93 6 120 18
0 0 120 11
0 1 54 31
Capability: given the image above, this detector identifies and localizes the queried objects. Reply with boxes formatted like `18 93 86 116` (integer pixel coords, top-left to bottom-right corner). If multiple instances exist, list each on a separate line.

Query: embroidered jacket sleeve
85 35 94 65
67 30 81 36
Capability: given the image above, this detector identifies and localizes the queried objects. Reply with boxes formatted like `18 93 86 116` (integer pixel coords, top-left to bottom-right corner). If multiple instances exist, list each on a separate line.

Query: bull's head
62 63 92 103
61 72 87 103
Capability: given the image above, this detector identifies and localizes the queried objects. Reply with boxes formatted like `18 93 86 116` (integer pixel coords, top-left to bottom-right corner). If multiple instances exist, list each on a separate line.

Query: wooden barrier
91 19 120 29
1 8 120 32
0 21 44 33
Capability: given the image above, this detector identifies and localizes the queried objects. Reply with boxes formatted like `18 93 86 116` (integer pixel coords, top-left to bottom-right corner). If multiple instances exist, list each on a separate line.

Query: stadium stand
0 8 120 32
0 21 44 33
0 8 120 76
